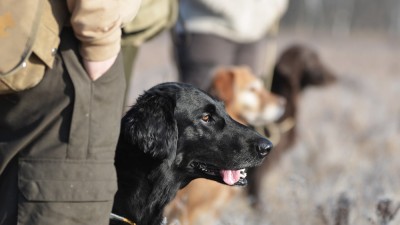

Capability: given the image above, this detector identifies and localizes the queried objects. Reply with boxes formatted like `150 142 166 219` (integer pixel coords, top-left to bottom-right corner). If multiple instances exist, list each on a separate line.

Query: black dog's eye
201 113 210 123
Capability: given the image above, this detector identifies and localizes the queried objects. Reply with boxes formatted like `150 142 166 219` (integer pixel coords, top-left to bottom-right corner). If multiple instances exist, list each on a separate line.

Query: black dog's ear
121 86 178 159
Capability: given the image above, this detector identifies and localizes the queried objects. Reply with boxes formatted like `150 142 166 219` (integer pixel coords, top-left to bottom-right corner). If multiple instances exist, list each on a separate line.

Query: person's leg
234 37 270 78
175 33 235 91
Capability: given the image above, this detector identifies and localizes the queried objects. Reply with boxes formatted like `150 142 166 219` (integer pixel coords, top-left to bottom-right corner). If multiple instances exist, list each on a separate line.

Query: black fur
111 82 272 225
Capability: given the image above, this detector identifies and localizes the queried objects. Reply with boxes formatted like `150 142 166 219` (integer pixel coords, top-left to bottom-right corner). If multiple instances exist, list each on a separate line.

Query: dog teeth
199 164 208 172
239 169 247 178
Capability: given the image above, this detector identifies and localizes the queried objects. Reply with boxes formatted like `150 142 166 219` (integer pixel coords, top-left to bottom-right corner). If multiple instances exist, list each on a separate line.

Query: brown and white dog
210 66 286 126
164 66 285 225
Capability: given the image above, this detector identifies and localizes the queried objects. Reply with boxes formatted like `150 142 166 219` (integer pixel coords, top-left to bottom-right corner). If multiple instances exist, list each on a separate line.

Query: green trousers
0 28 126 225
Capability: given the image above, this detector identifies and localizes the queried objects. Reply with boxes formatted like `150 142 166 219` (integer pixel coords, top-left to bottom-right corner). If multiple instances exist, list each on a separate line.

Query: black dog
111 82 272 225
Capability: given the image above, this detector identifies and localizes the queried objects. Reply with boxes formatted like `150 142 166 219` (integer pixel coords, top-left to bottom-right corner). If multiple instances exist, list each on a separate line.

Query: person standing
0 0 141 224
175 0 288 91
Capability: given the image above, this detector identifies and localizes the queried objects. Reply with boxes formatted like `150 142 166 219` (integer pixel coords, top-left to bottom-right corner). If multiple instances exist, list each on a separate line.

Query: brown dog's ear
209 68 235 103
300 50 337 88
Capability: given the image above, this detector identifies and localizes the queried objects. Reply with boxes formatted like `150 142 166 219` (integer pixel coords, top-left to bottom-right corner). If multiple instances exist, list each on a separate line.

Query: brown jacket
0 0 140 93
67 0 141 61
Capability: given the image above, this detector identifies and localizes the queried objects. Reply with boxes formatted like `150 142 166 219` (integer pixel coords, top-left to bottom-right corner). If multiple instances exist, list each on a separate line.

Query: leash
110 213 136 225
257 117 295 146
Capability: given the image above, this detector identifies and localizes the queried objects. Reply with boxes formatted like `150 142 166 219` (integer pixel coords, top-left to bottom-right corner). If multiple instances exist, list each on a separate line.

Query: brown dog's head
272 44 336 97
209 66 285 126
272 44 337 120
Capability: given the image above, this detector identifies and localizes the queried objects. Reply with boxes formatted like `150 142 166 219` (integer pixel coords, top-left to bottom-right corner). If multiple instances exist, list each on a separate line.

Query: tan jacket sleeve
67 0 141 61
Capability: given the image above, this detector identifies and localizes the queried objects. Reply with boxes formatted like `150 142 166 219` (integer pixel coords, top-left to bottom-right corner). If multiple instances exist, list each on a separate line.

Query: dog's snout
256 139 273 158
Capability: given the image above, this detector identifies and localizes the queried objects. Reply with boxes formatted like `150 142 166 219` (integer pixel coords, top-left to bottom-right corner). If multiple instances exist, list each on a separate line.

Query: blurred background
125 0 400 224
283 0 400 36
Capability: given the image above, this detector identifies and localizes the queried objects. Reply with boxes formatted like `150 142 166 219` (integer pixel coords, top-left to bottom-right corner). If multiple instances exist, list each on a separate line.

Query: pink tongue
220 170 241 185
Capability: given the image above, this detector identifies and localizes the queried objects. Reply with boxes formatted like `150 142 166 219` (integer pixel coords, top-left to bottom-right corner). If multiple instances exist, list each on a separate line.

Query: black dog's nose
256 139 273 158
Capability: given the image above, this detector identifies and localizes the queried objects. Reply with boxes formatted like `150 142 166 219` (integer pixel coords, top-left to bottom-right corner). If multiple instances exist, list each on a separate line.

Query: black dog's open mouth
190 162 248 186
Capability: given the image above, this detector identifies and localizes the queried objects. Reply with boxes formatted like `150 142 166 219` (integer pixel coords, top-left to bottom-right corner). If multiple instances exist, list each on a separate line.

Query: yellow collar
110 213 136 225
110 213 168 225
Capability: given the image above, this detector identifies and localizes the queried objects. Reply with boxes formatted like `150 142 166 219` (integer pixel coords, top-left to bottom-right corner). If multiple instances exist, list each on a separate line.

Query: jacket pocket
17 158 117 225
0 53 47 94
0 0 67 95
18 158 117 202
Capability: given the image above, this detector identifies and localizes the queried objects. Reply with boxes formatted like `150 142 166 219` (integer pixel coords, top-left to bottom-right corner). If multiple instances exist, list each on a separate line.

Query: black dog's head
120 82 272 187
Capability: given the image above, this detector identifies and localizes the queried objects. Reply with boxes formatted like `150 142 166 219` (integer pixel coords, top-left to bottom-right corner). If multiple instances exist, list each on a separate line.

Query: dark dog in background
246 44 337 207
110 82 272 225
